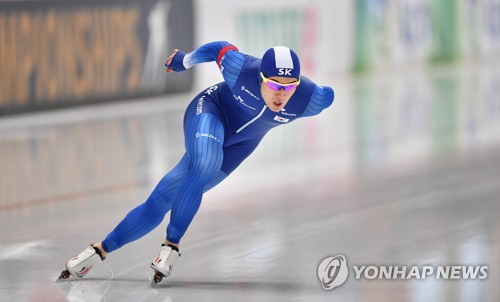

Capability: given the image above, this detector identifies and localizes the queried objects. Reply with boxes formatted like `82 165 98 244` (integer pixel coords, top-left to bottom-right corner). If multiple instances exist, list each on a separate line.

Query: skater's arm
164 41 245 88
302 84 335 117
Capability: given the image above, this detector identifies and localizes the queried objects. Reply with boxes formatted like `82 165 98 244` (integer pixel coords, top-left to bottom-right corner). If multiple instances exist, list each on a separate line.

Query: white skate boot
58 244 105 280
150 244 180 286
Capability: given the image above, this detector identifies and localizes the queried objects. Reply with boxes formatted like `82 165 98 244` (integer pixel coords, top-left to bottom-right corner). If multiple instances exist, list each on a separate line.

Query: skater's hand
165 49 180 74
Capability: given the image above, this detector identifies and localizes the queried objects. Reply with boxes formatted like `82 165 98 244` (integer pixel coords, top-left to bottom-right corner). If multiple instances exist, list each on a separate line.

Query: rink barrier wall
193 0 500 89
0 0 194 116
353 0 500 71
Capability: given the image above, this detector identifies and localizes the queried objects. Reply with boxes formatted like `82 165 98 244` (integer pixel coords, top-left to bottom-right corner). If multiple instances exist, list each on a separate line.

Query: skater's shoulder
236 55 261 78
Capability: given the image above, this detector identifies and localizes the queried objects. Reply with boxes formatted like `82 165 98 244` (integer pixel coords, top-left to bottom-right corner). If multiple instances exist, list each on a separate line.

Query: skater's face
260 73 300 112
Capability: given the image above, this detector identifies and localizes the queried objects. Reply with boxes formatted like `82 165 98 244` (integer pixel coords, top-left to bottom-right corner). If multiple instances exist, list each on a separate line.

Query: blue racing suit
101 41 334 251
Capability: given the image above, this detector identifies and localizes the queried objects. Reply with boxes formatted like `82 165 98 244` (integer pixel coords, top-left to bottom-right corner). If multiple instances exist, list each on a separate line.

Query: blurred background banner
0 0 193 116
353 0 500 71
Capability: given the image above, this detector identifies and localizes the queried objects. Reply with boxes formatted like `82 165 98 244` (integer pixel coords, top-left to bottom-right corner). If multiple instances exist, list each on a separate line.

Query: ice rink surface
1 59 500 301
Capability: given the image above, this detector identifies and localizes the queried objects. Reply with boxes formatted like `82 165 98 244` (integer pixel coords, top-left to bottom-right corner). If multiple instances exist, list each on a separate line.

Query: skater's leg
165 113 225 244
161 170 228 247
150 112 224 282
164 136 264 245
100 154 190 253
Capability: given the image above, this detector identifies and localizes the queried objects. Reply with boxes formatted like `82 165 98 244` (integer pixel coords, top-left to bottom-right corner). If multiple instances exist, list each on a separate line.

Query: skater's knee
189 152 223 182
150 172 184 201
146 186 175 214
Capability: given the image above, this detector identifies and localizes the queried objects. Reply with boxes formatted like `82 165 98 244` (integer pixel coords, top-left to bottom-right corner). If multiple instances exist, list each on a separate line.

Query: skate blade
57 270 71 281
151 271 164 288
